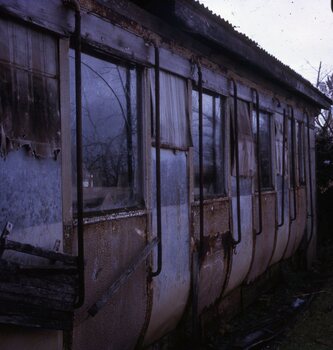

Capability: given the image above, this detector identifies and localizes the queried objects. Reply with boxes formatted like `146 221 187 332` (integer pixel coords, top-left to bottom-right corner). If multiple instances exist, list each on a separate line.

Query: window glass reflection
70 51 142 213
192 90 225 198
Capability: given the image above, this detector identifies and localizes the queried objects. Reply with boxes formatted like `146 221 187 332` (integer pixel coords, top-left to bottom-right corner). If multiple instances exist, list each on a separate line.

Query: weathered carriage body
0 1 331 349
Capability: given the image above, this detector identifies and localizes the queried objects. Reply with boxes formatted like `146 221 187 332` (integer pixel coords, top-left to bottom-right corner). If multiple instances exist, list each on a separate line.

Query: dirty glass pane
252 111 272 189
192 90 225 198
0 18 62 261
275 116 285 177
297 122 305 185
70 51 142 213
150 70 190 149
230 99 255 178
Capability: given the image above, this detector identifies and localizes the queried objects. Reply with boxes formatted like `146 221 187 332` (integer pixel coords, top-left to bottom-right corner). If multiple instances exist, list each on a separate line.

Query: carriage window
297 122 305 185
150 70 190 149
192 90 225 198
230 99 255 178
70 51 142 213
252 111 273 190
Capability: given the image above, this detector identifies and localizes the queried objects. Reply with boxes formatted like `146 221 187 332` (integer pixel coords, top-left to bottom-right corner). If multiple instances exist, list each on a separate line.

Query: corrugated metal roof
191 0 330 100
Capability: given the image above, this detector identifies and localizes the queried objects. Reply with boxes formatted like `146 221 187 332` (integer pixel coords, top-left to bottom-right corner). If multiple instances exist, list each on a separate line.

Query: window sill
254 189 276 195
192 196 229 206
73 208 148 226
254 190 277 196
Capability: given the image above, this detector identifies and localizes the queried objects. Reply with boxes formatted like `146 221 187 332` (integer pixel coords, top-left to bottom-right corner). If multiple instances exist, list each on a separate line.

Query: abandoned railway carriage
0 0 331 349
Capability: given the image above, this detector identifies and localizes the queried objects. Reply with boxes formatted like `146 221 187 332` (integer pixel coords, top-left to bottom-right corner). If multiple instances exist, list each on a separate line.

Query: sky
199 0 333 86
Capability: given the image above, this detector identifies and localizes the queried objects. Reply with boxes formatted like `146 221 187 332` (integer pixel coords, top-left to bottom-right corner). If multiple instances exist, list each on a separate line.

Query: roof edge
133 0 332 109
177 0 332 109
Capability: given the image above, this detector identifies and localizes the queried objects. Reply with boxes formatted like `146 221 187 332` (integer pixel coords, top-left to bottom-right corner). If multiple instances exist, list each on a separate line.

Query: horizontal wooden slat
0 273 77 295
0 290 75 311
0 264 77 310
0 0 73 36
0 301 73 330
4 239 78 265
0 0 192 79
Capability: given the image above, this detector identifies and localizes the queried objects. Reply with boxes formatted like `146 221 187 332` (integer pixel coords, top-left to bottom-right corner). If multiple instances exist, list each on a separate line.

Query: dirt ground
279 242 333 350
204 238 333 350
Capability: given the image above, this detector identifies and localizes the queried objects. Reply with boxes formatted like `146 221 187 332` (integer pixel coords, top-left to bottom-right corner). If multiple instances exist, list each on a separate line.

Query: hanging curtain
230 99 255 177
150 69 191 149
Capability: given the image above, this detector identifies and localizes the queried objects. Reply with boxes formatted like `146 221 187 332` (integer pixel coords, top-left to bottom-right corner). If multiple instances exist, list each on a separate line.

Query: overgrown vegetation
316 129 333 193
316 71 333 240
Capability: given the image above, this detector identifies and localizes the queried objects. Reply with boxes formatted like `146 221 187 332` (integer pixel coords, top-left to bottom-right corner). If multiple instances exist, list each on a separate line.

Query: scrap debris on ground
204 239 333 350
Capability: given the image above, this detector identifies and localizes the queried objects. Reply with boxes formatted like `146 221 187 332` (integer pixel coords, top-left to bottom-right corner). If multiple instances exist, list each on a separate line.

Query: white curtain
150 70 191 148
230 99 255 177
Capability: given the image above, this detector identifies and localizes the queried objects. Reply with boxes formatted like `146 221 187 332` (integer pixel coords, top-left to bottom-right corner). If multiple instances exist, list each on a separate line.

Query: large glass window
252 110 273 189
192 90 225 198
70 51 142 213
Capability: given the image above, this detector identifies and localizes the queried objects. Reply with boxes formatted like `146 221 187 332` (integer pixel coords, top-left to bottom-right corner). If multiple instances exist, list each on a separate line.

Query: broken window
70 51 142 213
297 122 305 185
192 90 225 198
0 18 62 259
252 111 273 190
150 70 191 149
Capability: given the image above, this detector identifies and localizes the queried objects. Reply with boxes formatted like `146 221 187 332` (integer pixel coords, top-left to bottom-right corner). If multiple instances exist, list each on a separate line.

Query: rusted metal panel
246 192 276 283
192 199 230 314
271 183 290 264
223 193 254 295
144 149 190 345
72 215 147 350
283 189 298 259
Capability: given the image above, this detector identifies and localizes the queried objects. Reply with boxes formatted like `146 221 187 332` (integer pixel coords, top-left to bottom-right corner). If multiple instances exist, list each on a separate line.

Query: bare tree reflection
70 53 140 211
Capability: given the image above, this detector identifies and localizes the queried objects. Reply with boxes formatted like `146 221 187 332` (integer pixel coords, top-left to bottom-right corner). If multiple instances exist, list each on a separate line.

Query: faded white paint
144 149 191 345
0 149 63 265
